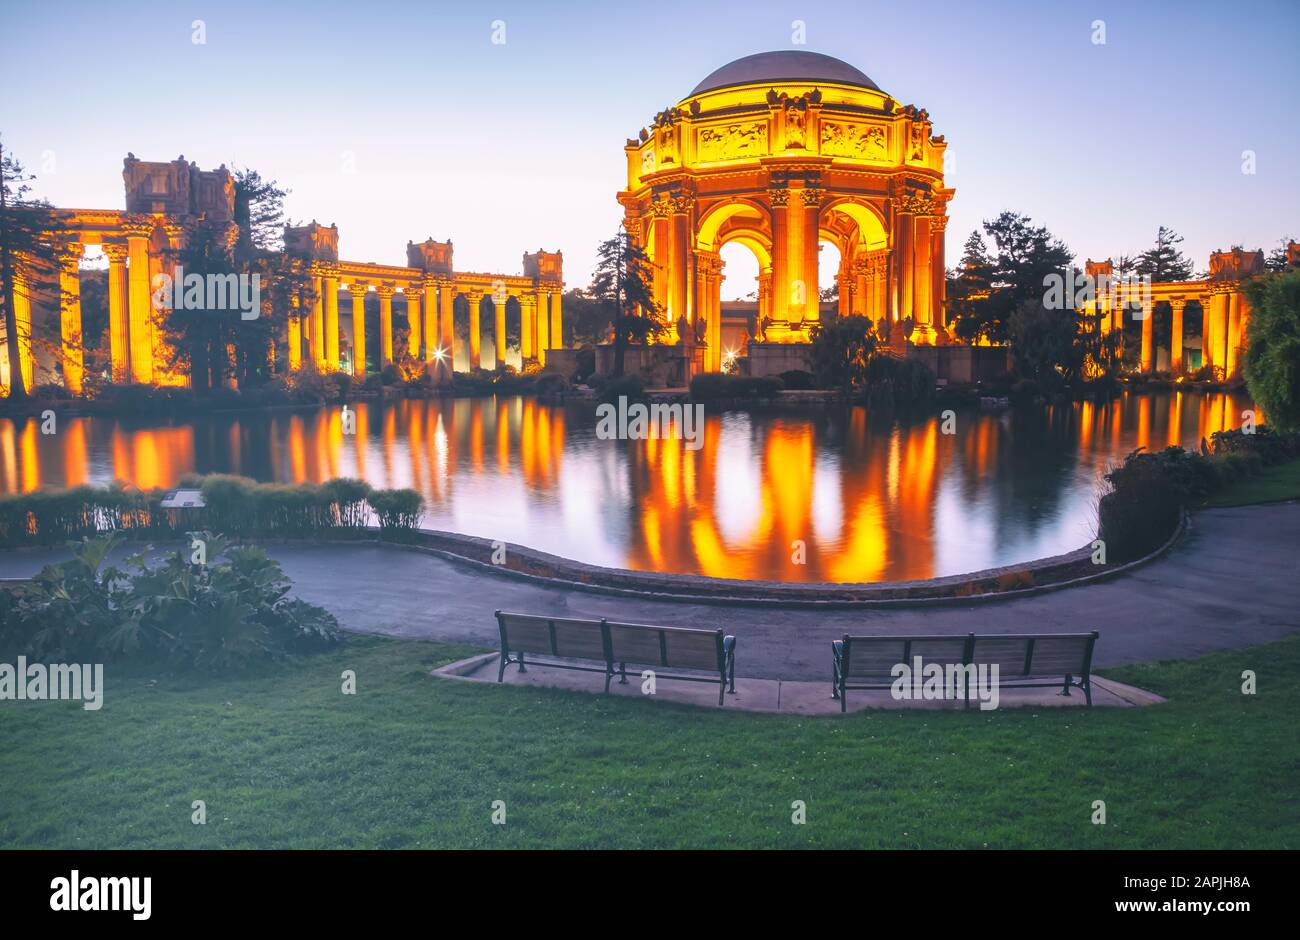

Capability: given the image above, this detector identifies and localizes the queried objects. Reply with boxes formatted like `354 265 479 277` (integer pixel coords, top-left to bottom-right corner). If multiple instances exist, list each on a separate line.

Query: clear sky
2 0 1297 294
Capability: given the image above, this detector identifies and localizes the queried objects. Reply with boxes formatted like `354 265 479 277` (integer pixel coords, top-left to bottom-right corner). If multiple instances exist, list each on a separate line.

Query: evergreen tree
1134 226 1194 282
589 228 660 377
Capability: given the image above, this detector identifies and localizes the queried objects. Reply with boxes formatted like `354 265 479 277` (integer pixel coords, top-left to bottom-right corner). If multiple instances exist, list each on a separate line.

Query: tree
959 211 1074 344
949 230 996 342
233 168 290 254
1264 236 1297 273
808 314 878 393
589 228 661 376
1135 226 1194 282
0 138 69 400
1242 269 1300 431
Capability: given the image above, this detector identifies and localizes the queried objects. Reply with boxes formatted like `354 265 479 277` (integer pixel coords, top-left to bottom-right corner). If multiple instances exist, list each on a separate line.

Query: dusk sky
3 0 1297 293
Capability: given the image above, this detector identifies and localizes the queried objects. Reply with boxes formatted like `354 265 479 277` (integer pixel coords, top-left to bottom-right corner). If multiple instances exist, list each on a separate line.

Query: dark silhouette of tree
0 138 69 400
1135 226 1194 282
589 228 661 376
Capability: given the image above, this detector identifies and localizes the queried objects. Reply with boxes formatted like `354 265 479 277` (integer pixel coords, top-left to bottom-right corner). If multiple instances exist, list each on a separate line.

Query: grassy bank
2 633 1296 849
1200 456 1300 508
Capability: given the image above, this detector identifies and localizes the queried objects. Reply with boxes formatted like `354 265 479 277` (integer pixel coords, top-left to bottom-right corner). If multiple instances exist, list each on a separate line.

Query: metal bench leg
1060 673 1071 696
1084 678 1093 708
497 654 508 683
517 652 527 674
604 666 613 694
618 662 627 685
718 680 725 707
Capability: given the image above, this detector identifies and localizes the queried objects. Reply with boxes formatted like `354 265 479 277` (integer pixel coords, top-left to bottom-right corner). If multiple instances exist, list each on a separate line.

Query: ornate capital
374 283 396 299
801 187 825 208
348 281 369 297
103 242 129 263
670 193 695 214
648 198 672 219
769 186 790 207
120 213 155 238
57 243 85 268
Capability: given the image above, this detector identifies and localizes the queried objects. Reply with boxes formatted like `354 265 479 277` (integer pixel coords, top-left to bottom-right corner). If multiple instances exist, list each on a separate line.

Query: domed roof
689 51 881 97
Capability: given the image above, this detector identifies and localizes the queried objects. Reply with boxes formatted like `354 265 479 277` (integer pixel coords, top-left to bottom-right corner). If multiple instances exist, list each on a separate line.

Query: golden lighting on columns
322 265 341 368
103 242 130 383
404 284 422 360
376 283 396 366
122 214 155 384
57 245 85 396
618 51 952 363
466 290 483 369
348 281 368 376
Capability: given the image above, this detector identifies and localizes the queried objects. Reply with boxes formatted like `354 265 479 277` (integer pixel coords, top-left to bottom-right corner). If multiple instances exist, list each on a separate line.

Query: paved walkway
1 504 1296 680
435 652 1167 713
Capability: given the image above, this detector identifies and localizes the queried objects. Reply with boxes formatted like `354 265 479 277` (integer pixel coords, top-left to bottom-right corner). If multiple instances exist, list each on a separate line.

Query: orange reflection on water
0 390 1260 584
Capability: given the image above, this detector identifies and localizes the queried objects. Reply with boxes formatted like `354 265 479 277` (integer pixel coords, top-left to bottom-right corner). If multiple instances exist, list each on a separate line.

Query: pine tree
589 228 660 377
1135 226 1194 282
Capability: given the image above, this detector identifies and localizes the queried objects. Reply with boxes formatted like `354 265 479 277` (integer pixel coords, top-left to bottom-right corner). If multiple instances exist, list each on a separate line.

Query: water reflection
0 390 1254 583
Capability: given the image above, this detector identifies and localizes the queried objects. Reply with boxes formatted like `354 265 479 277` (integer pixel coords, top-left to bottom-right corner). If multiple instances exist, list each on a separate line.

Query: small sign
160 488 205 509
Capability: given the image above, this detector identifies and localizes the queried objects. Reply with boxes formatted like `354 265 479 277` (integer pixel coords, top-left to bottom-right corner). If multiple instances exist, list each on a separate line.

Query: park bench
494 611 738 705
831 631 1099 711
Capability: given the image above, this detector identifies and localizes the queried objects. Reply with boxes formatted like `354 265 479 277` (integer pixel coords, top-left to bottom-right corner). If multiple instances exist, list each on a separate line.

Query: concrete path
434 652 1167 713
1 503 1296 681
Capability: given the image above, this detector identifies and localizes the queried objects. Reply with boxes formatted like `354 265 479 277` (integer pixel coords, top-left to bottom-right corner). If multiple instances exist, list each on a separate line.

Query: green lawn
2 632 1296 849
1200 457 1300 508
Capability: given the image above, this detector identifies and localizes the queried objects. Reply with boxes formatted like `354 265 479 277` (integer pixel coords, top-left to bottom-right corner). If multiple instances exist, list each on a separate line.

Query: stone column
422 280 437 362
1206 287 1229 375
895 205 915 326
794 187 822 331
309 269 325 370
123 217 154 384
649 201 671 318
931 215 947 332
1226 291 1244 379
768 187 791 328
439 282 456 369
104 243 130 383
466 290 482 369
1139 296 1154 373
404 284 422 360
323 268 340 369
911 213 934 342
376 283 395 366
287 290 303 372
7 270 34 393
493 291 507 367
58 245 84 395
534 290 549 366
1170 298 1186 373
520 295 535 361
550 290 563 350
349 282 368 376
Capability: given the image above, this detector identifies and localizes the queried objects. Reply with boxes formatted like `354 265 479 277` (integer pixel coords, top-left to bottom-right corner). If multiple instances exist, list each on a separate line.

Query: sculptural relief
697 122 766 162
819 122 887 160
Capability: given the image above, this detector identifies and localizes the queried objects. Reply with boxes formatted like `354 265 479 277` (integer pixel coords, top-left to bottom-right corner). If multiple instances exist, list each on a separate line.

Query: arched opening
818 238 843 318
718 240 762 368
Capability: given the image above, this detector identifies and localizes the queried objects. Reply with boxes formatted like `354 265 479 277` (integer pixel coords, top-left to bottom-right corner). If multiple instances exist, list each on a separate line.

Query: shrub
368 488 422 534
380 363 402 386
599 374 646 404
1243 269 1300 430
0 532 342 672
573 347 596 383
1210 426 1300 465
778 369 817 390
321 477 372 527
534 372 570 398
863 354 936 412
1099 450 1184 562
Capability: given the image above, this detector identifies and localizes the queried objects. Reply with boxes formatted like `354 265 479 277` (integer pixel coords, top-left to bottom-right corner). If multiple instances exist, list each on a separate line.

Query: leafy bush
0 476 420 547
0 532 341 671
599 374 646 404
573 347 596 383
778 369 817 390
1099 449 1185 562
1243 270 1300 430
368 488 422 534
863 353 936 412
1210 426 1300 465
809 315 877 392
534 372 570 398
